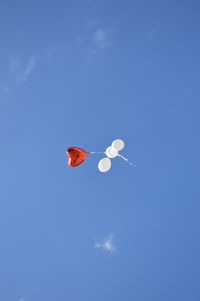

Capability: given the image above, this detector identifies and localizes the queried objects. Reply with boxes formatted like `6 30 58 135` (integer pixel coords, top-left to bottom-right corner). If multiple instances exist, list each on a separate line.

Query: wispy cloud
0 55 36 94
92 28 111 50
20 56 36 82
75 13 113 59
95 233 116 253
11 56 36 83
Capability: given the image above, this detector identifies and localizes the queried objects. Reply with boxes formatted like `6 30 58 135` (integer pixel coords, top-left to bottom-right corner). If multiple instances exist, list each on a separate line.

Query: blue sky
0 1 200 300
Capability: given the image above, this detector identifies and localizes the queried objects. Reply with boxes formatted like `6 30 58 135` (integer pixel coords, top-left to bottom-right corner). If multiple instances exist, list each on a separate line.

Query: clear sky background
0 1 200 300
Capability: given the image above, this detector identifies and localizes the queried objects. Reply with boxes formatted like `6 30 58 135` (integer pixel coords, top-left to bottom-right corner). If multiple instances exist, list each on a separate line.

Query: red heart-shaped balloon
66 147 88 167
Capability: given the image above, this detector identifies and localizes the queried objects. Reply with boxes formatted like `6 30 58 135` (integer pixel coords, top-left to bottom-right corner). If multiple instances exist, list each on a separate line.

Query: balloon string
117 154 136 167
90 151 136 167
89 151 104 154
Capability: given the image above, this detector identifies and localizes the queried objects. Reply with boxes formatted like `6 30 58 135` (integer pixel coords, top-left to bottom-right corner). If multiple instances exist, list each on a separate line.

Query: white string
90 151 136 167
117 154 136 167
89 151 103 154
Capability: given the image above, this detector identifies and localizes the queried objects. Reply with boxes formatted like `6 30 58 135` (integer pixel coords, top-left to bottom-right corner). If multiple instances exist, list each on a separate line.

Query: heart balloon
66 147 88 167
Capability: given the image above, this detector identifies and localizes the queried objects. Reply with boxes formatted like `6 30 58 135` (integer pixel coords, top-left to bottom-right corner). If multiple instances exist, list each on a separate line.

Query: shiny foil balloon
66 147 88 167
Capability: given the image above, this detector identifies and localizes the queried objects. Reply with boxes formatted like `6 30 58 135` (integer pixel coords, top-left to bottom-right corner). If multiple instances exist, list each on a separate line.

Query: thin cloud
75 14 113 59
9 56 36 83
95 233 116 253
92 28 110 50
85 27 112 59
15 56 36 83
0 56 36 94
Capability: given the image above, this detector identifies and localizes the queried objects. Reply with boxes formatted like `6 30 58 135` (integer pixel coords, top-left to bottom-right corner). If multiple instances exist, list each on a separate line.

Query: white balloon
98 157 111 173
105 146 118 158
112 139 125 151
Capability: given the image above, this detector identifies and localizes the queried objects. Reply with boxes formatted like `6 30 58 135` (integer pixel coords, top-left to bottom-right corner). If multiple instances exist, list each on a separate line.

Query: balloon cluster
98 139 125 173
